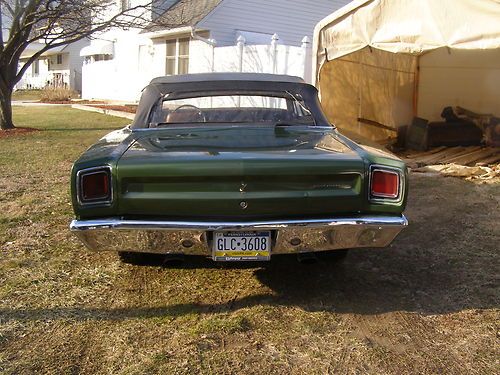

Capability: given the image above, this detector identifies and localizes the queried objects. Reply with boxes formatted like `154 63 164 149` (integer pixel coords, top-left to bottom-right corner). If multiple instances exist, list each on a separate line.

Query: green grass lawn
0 107 498 374
12 90 44 101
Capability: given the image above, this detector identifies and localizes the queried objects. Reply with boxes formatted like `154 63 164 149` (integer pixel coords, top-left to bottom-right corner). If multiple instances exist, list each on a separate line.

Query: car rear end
71 128 407 262
70 74 408 262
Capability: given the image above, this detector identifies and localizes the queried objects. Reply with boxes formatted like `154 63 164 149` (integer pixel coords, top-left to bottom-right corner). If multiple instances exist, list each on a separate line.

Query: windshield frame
149 90 317 128
132 77 333 129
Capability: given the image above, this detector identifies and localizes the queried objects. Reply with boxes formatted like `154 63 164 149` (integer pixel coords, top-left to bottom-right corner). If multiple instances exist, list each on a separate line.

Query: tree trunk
0 85 15 130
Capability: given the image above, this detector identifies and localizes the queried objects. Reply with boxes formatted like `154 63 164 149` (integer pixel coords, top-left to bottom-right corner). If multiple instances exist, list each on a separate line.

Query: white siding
17 58 50 89
187 39 215 74
197 0 350 46
82 29 152 101
62 39 89 92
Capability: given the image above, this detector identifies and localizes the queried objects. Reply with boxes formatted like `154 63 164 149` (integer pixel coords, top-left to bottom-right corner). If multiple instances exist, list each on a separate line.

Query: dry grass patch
0 107 498 374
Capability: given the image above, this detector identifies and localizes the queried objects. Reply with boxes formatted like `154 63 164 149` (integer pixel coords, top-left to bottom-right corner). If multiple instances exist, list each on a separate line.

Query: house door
52 73 63 88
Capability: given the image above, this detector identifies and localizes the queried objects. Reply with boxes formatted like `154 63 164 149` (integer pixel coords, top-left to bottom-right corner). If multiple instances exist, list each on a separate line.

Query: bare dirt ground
0 108 499 374
0 127 40 139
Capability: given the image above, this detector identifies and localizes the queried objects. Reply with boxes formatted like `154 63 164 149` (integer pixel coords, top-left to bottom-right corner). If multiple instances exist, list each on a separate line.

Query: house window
56 54 63 64
94 54 112 62
32 60 39 76
165 37 190 76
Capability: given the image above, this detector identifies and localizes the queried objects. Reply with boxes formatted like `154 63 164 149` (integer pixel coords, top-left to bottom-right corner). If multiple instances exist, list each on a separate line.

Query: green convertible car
70 73 408 263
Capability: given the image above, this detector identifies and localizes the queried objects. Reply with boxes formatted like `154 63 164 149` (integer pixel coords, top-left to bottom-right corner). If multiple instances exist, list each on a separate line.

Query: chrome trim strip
70 215 408 256
71 215 408 232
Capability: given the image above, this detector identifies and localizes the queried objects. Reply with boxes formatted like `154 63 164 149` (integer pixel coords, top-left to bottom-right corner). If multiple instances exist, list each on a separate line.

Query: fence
81 33 313 101
192 34 312 83
16 71 71 90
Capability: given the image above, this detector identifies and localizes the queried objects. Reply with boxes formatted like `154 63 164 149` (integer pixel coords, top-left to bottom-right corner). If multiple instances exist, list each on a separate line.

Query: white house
81 0 351 101
16 39 89 92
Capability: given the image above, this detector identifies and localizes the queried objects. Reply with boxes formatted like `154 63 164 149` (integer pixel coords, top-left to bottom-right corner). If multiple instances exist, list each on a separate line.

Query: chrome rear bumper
70 215 408 256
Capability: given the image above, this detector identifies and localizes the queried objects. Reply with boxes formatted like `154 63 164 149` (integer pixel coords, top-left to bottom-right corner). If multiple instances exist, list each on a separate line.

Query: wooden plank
418 147 465 164
456 106 494 120
412 147 458 163
439 146 483 163
357 118 397 133
474 151 500 166
404 146 447 159
447 148 498 165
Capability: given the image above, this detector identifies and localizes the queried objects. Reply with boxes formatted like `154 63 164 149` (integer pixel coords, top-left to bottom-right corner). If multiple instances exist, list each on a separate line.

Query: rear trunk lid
116 126 366 219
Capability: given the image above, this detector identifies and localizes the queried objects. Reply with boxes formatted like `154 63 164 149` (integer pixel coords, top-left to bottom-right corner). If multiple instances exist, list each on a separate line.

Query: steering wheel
169 104 207 122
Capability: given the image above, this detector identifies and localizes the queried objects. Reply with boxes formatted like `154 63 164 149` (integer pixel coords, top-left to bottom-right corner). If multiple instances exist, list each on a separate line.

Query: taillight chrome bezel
368 165 404 204
76 166 113 206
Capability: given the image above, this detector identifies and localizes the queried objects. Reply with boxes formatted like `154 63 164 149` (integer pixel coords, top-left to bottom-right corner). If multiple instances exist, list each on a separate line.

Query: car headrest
166 108 202 123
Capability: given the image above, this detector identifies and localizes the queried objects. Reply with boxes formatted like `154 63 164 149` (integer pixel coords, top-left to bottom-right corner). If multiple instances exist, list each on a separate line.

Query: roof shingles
143 0 223 33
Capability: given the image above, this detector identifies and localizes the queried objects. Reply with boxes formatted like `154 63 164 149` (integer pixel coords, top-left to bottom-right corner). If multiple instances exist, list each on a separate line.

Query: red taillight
80 170 111 202
371 169 399 199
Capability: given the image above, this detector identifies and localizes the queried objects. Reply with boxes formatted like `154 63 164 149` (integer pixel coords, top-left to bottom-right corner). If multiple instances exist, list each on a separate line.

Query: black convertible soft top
131 73 330 129
149 72 305 85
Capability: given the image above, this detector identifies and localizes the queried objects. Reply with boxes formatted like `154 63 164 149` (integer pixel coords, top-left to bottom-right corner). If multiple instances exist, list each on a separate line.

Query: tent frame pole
413 55 420 117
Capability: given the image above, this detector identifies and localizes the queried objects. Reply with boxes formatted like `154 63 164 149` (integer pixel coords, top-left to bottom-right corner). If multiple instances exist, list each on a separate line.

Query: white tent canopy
313 0 500 142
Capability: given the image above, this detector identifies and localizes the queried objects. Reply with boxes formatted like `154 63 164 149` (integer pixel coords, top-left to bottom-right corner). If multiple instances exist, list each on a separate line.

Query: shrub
40 87 79 102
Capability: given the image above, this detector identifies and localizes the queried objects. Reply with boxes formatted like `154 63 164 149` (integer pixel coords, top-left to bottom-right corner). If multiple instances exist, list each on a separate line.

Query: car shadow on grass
1 242 497 323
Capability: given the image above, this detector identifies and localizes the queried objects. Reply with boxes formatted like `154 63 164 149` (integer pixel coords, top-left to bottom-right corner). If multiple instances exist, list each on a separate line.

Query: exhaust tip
297 252 318 264
162 254 185 267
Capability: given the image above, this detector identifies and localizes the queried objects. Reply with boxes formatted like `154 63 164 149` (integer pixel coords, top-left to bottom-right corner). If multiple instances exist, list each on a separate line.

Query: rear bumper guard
70 215 408 255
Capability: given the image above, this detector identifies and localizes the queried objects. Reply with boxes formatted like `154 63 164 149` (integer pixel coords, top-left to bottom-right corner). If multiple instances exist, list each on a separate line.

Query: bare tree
0 0 189 130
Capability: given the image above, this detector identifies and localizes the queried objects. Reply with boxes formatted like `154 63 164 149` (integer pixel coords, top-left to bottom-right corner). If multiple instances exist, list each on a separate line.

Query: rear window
149 92 315 126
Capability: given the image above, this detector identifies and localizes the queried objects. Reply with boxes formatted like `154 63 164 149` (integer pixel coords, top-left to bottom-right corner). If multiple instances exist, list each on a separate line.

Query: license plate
212 231 271 261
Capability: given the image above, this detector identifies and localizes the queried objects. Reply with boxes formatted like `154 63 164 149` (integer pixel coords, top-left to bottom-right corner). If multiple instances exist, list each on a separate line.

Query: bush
40 87 79 102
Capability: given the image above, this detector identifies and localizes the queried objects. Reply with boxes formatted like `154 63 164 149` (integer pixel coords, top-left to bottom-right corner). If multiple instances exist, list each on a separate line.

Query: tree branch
0 3 4 48
2 0 202 88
